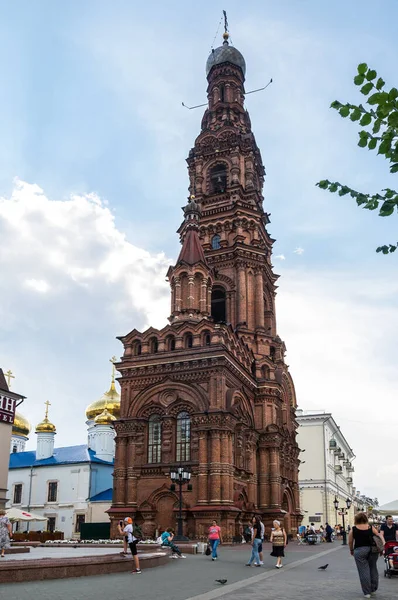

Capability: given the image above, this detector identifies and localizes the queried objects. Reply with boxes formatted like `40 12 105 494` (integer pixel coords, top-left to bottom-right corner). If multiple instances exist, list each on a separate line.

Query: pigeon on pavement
318 564 329 570
215 579 228 585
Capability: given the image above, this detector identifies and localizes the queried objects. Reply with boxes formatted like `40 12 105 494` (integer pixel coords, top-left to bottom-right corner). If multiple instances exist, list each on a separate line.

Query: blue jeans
248 538 261 565
209 538 219 558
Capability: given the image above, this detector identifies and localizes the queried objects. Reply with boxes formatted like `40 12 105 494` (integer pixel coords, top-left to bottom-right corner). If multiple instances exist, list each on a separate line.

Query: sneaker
132 569 142 574
245 563 252 567
179 555 187 559
259 561 264 565
364 595 371 599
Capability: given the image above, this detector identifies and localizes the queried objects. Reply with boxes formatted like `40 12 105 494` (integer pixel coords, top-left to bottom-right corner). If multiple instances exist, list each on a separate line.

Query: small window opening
210 164 227 194
212 234 221 250
211 287 226 323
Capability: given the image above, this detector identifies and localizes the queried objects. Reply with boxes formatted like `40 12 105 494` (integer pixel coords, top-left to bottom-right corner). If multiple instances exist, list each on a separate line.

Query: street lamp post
334 496 352 545
170 466 191 542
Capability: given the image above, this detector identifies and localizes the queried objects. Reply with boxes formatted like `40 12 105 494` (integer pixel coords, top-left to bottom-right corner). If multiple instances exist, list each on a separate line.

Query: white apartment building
296 410 356 527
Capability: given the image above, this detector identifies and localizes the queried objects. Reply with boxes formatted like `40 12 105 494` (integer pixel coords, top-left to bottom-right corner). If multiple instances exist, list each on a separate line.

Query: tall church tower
110 29 301 540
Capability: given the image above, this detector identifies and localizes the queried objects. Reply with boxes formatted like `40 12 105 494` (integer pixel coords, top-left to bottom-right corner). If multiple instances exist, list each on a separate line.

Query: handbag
205 545 211 556
369 527 384 553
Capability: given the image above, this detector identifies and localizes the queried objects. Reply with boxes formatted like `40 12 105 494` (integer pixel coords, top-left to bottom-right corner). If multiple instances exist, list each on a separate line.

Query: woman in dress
270 520 287 568
0 509 12 557
348 512 382 598
208 520 222 561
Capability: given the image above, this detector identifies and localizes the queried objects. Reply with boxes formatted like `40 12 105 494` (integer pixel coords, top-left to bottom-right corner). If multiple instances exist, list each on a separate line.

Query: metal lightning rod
182 78 273 110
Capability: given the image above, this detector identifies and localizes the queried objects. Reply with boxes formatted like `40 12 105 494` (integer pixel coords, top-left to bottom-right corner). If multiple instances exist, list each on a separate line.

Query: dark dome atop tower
206 34 246 77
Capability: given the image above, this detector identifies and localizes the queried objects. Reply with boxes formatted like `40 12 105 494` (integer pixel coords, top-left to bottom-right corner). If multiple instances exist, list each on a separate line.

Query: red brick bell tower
109 29 302 540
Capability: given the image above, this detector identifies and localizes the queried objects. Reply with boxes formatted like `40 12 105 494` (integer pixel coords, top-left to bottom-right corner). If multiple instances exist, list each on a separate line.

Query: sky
0 0 397 505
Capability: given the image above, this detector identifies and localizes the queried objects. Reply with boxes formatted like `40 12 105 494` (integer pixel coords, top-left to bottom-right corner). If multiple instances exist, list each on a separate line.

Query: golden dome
94 407 117 425
12 411 31 438
86 381 120 422
35 401 56 433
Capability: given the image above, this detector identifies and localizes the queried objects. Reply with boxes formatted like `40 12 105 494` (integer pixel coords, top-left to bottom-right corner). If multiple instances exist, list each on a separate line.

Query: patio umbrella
6 507 47 522
377 499 398 516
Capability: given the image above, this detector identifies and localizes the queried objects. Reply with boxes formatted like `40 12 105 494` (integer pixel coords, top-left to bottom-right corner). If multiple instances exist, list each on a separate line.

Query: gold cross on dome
5 370 15 388
109 356 117 382
44 400 51 419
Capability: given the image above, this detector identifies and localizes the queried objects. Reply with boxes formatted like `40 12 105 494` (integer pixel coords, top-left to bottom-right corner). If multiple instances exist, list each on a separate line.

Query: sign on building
0 394 17 424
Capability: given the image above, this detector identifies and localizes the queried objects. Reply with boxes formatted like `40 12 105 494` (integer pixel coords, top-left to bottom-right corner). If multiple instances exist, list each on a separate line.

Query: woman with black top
245 516 262 567
348 512 382 598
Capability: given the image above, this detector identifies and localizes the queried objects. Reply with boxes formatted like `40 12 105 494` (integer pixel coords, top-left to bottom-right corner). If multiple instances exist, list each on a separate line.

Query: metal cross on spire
109 356 117 382
44 400 51 420
223 10 229 34
5 369 15 388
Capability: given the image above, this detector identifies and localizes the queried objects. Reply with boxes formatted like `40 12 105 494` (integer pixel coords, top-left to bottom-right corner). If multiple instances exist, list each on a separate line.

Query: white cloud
293 247 305 255
25 279 50 293
274 254 286 260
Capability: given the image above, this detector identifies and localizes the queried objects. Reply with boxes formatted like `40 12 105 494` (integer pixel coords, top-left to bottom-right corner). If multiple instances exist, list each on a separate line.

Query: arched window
185 333 193 349
148 416 162 463
133 340 142 356
166 335 176 351
12 445 17 454
203 331 211 346
176 412 191 462
211 287 226 323
219 84 225 102
212 234 221 250
149 337 158 353
210 164 227 194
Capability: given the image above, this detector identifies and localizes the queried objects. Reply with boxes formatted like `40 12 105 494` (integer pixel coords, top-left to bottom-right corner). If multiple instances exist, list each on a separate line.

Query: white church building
7 367 120 539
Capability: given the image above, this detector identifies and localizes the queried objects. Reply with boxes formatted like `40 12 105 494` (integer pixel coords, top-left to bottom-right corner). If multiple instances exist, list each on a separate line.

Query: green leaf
373 119 382 133
366 69 377 81
368 92 381 105
376 245 389 254
389 88 398 100
375 77 385 90
317 180 329 189
379 201 395 216
389 244 397 253
356 194 368 206
387 112 398 127
360 82 374 95
354 74 365 86
358 137 368 148
360 113 372 126
357 63 368 75
390 163 398 173
339 106 350 118
329 183 338 193
338 186 350 196
378 140 390 155
368 138 377 150
350 108 362 121
330 100 343 110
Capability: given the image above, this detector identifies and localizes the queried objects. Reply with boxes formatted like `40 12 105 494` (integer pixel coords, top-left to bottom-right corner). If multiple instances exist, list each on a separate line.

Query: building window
203 332 211 346
48 481 58 503
167 336 176 351
13 484 22 504
210 164 227 194
148 416 162 463
12 445 18 453
176 412 191 462
212 234 221 250
211 287 226 323
133 341 142 356
185 334 193 349
47 517 56 533
150 337 158 353
75 514 85 533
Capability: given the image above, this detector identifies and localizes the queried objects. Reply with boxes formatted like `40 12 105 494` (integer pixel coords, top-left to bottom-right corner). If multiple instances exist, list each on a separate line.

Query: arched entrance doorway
282 490 292 534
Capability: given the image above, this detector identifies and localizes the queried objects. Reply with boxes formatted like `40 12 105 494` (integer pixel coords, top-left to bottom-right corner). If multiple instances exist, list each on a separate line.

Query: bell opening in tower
210 164 227 194
211 287 226 323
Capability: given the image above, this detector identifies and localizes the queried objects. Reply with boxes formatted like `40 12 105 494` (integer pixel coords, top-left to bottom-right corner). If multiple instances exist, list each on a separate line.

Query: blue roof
9 444 114 469
89 488 113 502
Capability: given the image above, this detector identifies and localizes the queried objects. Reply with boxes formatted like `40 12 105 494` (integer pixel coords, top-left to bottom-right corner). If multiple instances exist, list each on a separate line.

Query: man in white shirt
117 517 141 574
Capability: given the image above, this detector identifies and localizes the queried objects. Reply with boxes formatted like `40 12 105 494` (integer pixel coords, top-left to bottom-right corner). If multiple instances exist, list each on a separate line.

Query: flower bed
44 538 160 545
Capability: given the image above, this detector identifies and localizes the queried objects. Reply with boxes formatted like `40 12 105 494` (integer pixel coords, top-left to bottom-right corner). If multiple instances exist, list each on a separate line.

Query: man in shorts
119 517 141 574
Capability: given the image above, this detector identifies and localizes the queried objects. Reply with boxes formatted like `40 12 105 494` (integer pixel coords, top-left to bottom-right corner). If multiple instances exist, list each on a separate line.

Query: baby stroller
384 541 398 579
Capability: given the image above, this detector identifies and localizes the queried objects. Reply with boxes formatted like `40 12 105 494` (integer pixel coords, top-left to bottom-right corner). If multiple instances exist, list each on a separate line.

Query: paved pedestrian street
1 543 397 600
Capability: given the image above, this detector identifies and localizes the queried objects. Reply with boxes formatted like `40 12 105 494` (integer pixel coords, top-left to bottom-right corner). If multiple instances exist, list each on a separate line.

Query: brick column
209 431 221 503
270 447 281 507
188 275 195 310
229 432 234 503
259 445 270 508
113 437 127 505
197 430 208 504
220 431 230 504
255 269 265 328
237 264 247 324
126 436 138 506
247 271 255 330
